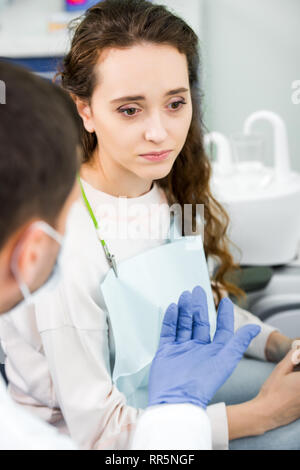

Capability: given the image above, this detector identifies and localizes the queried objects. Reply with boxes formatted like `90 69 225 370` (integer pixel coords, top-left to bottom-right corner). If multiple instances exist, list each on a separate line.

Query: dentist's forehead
93 43 190 100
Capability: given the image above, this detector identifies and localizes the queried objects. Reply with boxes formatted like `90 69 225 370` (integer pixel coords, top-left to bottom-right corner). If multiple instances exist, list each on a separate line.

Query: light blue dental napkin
101 231 217 408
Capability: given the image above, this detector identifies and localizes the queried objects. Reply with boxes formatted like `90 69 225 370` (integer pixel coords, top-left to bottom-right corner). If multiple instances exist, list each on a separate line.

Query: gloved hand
148 286 261 409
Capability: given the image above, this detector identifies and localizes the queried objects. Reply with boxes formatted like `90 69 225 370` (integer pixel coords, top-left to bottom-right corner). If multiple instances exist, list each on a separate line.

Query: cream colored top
0 181 277 450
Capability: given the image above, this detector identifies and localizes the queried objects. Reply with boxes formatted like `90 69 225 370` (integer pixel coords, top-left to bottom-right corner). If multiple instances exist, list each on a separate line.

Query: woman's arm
226 400 269 440
226 348 300 440
38 303 143 450
234 304 296 363
233 304 279 360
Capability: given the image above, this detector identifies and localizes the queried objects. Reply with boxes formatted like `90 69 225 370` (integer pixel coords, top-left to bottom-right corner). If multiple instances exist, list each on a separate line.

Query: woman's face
79 43 193 185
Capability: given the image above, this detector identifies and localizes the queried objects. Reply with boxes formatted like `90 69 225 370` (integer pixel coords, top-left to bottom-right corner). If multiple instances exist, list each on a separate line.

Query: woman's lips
139 150 172 162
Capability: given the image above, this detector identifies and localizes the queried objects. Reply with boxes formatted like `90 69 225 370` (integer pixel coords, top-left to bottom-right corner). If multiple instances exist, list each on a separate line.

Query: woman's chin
138 161 174 181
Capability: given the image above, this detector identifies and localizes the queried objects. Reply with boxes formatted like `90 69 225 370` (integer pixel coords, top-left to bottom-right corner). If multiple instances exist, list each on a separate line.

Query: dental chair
246 266 300 338
231 266 300 338
0 342 8 385
0 364 7 385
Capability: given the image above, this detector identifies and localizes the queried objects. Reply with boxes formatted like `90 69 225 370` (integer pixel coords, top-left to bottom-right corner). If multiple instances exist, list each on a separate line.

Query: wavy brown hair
57 0 243 304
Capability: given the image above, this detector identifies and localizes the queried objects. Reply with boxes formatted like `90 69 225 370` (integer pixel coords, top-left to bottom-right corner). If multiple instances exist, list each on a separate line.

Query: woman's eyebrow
110 87 189 104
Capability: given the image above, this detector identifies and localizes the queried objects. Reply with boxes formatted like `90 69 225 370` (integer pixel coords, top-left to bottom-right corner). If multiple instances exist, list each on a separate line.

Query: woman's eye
118 100 186 118
168 100 187 111
118 107 138 117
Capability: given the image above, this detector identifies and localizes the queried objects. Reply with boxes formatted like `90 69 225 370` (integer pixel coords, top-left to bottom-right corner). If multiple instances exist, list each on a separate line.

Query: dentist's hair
58 0 243 303
0 62 81 249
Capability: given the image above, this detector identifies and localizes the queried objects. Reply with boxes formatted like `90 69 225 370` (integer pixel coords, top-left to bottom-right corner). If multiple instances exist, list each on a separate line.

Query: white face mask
10 221 64 308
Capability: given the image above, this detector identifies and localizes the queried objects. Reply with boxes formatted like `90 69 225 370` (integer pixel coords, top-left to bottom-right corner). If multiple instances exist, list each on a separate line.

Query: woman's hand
265 330 295 363
254 348 300 431
227 347 300 440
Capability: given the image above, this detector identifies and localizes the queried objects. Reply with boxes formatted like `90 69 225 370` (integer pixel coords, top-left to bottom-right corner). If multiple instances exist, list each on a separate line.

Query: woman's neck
80 150 153 198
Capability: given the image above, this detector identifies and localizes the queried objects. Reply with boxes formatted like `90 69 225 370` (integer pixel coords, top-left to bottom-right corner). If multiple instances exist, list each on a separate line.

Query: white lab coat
131 403 212 450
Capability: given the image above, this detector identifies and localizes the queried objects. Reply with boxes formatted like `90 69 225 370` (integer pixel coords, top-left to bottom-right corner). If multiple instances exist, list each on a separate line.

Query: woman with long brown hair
3 0 300 450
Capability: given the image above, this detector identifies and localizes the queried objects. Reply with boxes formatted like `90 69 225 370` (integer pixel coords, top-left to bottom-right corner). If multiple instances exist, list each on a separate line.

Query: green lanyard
77 175 118 277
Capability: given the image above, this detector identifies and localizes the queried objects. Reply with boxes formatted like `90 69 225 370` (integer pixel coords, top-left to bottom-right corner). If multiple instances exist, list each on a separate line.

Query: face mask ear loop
31 221 63 246
10 220 62 306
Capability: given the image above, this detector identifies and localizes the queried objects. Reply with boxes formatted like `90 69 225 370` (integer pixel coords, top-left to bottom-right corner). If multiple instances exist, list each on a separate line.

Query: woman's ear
72 95 95 133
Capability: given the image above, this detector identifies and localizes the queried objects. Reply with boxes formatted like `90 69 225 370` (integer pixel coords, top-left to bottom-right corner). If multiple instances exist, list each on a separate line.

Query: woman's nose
144 112 168 142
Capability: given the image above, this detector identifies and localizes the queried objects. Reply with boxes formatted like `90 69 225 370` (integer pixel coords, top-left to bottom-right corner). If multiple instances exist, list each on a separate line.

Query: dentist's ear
11 226 51 287
71 94 95 133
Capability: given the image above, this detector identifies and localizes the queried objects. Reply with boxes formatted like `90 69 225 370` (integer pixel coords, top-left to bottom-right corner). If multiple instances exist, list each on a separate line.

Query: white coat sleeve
131 403 212 450
206 402 229 450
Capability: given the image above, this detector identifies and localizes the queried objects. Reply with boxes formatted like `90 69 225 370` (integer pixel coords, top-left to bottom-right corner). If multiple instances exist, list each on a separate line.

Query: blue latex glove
148 286 261 409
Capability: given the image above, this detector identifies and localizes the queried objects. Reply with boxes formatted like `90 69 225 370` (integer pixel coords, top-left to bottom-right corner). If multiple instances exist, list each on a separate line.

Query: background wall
201 0 300 170
158 0 203 41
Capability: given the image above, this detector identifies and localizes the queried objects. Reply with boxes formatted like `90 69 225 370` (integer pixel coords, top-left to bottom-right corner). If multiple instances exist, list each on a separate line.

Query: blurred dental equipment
205 110 300 267
205 111 300 338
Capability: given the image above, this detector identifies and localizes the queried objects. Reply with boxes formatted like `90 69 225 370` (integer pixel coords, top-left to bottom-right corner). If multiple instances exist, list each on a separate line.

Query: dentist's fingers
219 324 261 374
213 297 234 346
159 303 178 347
176 291 193 343
191 286 210 344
